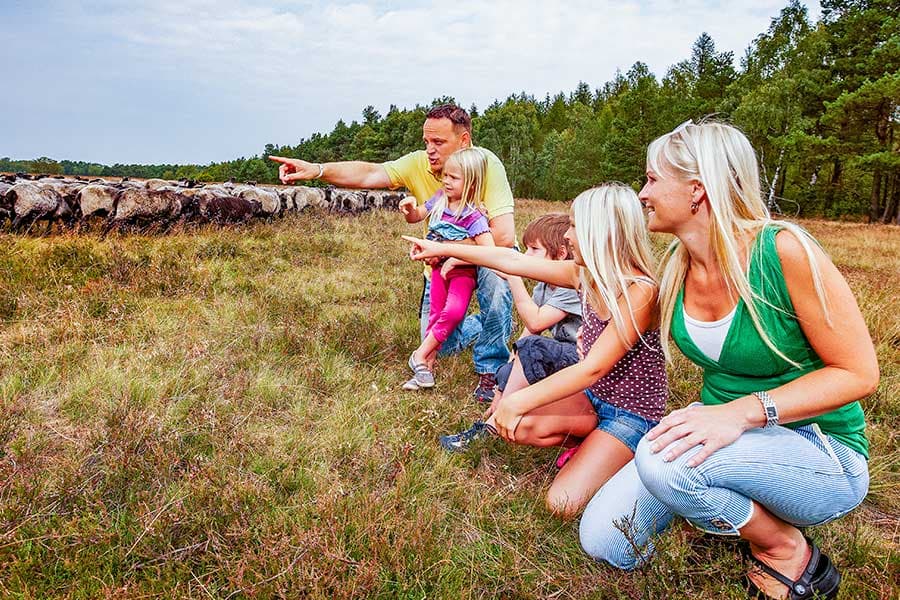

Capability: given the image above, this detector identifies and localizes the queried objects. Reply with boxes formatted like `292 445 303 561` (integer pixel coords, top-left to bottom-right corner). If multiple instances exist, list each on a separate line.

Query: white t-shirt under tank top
682 303 737 362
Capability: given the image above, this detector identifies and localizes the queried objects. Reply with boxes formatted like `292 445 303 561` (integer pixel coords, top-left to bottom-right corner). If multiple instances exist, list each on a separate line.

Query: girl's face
441 160 465 202
563 214 583 266
638 165 696 233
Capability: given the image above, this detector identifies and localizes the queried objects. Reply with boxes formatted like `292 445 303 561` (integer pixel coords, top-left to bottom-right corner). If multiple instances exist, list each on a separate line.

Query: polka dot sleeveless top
581 295 668 422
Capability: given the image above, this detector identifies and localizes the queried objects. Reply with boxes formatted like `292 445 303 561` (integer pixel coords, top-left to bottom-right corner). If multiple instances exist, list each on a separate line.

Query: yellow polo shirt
383 148 515 221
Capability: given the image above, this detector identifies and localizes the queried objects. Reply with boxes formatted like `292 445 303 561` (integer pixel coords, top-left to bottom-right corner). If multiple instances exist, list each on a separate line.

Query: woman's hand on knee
645 404 747 467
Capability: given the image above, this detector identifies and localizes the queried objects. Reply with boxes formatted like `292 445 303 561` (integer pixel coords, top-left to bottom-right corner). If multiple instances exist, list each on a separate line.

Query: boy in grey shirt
441 213 583 451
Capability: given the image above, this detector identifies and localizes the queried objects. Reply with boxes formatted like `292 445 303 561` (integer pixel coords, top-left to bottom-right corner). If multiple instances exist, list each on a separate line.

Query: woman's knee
634 436 705 513
578 509 641 571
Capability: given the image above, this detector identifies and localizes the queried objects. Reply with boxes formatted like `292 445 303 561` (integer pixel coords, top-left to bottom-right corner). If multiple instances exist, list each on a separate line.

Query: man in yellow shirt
270 104 515 401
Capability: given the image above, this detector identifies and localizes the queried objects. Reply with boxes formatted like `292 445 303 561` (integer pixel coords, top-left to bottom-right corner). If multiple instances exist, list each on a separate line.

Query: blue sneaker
439 421 493 452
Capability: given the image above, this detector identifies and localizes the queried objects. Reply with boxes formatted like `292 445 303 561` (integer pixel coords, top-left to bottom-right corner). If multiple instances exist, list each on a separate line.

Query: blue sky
1 1 821 165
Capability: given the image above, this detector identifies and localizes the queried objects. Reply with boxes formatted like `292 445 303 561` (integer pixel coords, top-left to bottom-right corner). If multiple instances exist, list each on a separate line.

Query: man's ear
459 129 472 148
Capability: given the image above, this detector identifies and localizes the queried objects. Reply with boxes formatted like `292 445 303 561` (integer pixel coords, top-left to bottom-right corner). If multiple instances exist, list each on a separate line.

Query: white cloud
2 1 822 163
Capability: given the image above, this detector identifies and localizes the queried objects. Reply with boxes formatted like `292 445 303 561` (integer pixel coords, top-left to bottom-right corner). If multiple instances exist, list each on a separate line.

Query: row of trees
4 1 897 221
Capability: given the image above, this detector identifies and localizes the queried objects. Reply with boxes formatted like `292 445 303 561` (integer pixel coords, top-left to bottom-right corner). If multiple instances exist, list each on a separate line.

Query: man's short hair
426 104 472 135
522 213 572 260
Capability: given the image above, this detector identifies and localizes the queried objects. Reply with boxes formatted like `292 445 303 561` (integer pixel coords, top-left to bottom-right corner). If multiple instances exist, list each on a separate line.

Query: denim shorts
585 389 657 453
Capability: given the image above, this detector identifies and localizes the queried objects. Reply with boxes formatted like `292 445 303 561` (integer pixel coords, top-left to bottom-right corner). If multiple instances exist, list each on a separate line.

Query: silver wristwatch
752 391 778 428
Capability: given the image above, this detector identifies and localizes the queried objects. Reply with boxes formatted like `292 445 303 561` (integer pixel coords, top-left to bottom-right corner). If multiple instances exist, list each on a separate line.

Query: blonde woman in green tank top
578 121 877 600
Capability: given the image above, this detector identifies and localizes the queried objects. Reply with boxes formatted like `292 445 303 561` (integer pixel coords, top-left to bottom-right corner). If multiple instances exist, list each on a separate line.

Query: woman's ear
690 180 706 204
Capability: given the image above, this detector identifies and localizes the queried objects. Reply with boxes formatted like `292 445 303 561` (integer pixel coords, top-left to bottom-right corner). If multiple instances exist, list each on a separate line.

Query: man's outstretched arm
269 156 392 189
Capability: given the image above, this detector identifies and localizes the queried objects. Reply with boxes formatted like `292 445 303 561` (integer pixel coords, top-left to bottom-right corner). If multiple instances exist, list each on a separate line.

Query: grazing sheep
381 191 408 210
39 181 83 217
180 189 259 224
1 176 399 232
205 195 260 223
292 186 326 211
144 178 171 191
77 184 119 219
112 188 183 229
0 182 13 223
238 186 280 215
119 179 145 190
8 182 67 231
325 187 367 212
278 188 296 211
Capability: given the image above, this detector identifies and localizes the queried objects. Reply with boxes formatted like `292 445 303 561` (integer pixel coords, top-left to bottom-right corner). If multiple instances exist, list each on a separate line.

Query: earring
690 201 700 214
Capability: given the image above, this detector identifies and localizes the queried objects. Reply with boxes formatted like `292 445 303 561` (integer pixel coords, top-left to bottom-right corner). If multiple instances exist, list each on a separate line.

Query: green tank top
671 225 869 458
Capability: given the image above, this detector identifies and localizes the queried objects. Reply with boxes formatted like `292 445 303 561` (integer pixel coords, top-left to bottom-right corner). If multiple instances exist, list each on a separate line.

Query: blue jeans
419 267 513 375
578 422 869 571
586 390 658 453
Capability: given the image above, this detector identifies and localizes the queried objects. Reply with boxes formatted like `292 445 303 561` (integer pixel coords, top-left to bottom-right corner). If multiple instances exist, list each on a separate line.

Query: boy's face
524 240 549 259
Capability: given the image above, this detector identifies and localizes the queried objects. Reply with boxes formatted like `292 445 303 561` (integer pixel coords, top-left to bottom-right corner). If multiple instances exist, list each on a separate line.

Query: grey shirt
532 282 582 344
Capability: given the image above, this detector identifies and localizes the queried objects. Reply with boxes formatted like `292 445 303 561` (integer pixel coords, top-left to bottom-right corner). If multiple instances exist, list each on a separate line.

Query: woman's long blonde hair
650 120 830 365
573 183 658 347
429 147 487 222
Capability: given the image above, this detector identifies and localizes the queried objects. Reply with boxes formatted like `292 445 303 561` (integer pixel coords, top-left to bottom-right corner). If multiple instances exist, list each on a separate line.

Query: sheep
77 183 119 219
238 186 280 215
111 188 183 230
0 182 13 224
0 176 402 233
7 182 70 231
292 186 326 211
278 188 296 211
179 189 259 224
144 178 171 191
325 187 367 212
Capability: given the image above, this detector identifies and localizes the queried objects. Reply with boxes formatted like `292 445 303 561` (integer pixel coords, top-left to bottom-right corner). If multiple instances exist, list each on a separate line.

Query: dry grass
0 201 897 599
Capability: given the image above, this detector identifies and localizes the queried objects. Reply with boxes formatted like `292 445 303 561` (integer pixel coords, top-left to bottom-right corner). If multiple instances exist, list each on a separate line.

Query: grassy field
0 201 897 599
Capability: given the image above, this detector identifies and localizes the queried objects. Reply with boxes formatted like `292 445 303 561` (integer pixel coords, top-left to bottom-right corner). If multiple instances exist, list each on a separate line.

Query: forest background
3 0 898 222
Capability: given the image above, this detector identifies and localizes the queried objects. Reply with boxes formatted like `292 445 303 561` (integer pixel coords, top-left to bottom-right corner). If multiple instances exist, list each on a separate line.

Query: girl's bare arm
403 235 579 289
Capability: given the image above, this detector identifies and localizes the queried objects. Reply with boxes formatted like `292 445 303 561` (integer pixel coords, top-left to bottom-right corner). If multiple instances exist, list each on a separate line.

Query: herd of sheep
0 174 410 232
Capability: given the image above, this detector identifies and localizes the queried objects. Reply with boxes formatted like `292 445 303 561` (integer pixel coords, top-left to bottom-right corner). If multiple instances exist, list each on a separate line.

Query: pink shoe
555 444 581 469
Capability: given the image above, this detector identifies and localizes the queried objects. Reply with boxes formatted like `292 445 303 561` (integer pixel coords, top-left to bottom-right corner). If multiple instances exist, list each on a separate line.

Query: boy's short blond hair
522 212 572 260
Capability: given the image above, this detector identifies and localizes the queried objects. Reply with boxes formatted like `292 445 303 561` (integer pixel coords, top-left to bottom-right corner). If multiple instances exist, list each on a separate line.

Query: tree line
3 0 897 221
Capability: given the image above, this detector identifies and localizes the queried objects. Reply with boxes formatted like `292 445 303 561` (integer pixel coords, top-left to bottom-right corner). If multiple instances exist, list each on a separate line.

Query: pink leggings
426 265 477 344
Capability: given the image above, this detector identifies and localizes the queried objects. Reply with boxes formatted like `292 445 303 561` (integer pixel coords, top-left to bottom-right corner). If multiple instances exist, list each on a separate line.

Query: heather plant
0 205 896 598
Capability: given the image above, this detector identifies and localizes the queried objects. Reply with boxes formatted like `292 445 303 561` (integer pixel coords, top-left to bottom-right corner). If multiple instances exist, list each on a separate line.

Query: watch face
766 406 777 417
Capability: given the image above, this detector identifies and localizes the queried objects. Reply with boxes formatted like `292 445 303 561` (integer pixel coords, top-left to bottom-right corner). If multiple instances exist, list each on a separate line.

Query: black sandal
747 538 841 599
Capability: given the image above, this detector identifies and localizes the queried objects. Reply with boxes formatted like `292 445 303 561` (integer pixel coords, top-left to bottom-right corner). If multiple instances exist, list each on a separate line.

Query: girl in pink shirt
398 148 495 390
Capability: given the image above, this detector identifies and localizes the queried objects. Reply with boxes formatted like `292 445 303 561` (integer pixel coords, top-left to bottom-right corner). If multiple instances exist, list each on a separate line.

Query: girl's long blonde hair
650 120 830 365
429 147 487 223
573 183 658 347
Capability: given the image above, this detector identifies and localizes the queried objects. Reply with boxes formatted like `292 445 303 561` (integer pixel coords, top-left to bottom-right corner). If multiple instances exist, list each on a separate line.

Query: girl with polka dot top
404 182 668 519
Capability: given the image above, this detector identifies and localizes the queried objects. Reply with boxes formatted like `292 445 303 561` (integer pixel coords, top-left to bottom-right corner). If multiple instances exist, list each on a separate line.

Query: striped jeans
579 423 869 570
